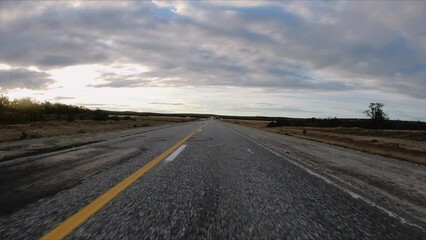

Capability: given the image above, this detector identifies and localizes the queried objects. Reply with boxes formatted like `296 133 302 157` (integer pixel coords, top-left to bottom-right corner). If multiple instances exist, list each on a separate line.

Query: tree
0 95 10 110
364 102 389 121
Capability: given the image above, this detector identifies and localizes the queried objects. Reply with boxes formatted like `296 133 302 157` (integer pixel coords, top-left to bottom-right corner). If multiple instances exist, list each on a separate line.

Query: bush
67 114 75 122
0 95 103 124
19 131 28 140
267 118 426 130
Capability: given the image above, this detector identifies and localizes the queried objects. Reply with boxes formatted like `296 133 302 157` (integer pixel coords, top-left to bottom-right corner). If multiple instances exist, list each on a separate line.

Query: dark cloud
90 65 355 91
0 1 425 98
0 68 53 90
89 72 186 88
38 55 77 67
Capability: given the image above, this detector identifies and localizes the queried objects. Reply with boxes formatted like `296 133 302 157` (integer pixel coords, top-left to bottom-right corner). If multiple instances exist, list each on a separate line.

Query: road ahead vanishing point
1 119 425 239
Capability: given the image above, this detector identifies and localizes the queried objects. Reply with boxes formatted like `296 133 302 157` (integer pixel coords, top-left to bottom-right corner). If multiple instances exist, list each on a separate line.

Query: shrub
19 131 28 140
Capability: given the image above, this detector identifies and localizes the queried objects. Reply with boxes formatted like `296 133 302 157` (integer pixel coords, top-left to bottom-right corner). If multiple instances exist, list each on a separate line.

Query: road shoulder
224 121 426 229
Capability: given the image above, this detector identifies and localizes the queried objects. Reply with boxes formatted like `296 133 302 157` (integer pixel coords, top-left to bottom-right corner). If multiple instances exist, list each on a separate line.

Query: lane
66 120 423 239
0 121 204 239
224 121 426 227
0 121 202 216
41 126 202 240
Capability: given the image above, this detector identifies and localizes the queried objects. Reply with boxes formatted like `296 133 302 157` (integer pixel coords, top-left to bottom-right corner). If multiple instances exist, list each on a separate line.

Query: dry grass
0 116 195 143
225 119 426 165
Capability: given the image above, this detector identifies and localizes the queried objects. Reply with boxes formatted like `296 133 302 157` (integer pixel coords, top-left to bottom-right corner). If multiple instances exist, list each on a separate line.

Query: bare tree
364 102 389 121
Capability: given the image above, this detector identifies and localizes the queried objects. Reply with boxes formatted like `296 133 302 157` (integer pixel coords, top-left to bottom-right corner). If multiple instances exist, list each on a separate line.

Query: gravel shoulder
0 121 187 162
225 122 426 228
0 121 192 215
0 121 204 239
224 119 426 164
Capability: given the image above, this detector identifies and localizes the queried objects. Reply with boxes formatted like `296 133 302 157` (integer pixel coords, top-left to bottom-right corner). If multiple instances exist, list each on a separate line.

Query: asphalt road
0 119 425 239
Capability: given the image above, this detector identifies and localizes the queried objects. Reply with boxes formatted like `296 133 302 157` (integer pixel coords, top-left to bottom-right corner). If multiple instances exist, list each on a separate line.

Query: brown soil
0 116 195 143
225 119 426 165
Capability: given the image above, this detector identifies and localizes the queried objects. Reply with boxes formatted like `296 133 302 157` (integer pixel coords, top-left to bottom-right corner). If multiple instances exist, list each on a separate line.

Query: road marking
40 127 201 240
165 144 187 162
225 124 423 230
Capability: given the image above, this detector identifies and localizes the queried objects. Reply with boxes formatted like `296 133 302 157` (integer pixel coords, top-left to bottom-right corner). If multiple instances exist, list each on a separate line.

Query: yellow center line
40 126 202 240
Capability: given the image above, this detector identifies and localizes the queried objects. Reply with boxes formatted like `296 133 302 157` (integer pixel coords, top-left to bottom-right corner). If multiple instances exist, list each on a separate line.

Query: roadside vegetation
0 95 196 143
226 119 426 165
223 103 426 165
0 95 108 124
220 103 425 131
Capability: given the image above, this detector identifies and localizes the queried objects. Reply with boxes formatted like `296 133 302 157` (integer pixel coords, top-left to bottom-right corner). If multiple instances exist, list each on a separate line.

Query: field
225 119 426 165
0 116 195 143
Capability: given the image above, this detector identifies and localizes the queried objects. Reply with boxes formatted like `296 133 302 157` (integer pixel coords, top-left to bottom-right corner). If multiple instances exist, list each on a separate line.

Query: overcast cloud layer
0 68 52 89
0 1 425 119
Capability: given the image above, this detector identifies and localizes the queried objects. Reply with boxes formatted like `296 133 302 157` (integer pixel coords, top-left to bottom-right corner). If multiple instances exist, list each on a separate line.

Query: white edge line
226 125 424 231
164 144 187 162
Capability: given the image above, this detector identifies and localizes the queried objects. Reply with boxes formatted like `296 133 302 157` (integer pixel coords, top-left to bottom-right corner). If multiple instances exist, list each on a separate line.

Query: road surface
0 119 425 239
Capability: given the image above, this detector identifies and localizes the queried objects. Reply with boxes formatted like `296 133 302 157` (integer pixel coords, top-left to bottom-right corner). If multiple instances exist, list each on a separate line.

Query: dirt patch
224 119 426 165
0 116 195 143
0 117 195 163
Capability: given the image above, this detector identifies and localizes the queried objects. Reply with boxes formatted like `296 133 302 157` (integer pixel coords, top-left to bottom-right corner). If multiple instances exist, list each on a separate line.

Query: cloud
89 72 184 88
149 102 184 106
0 1 425 99
51 96 75 100
75 103 129 107
0 68 53 90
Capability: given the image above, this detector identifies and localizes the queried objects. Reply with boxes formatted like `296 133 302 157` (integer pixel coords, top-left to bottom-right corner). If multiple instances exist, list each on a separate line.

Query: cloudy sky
0 1 425 120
